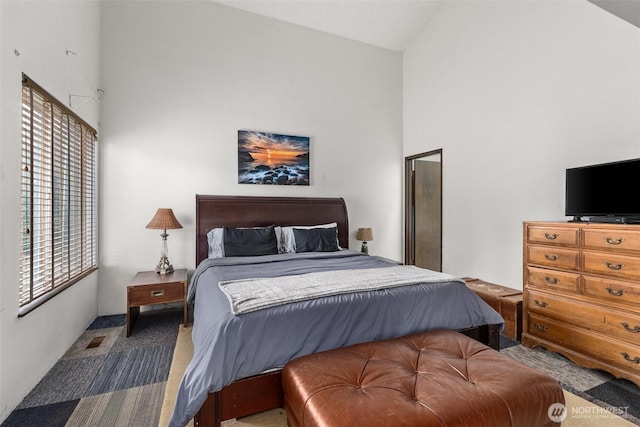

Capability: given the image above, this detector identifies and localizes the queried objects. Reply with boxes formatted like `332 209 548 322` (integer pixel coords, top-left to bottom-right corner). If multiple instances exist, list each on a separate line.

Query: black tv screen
565 158 640 218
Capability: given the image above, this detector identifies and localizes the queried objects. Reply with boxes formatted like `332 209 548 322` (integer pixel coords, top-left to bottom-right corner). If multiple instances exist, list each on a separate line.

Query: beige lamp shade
356 227 373 242
146 208 183 230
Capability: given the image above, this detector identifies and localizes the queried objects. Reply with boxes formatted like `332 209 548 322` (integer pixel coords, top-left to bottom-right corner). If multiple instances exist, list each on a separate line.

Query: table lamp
146 208 183 274
356 227 373 254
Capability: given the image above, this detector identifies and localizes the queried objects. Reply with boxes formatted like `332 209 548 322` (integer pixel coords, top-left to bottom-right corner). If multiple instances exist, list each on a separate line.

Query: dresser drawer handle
621 353 640 364
544 254 558 261
544 276 558 284
621 323 640 333
544 233 559 240
605 236 624 245
152 290 165 297
605 261 623 270
534 323 548 332
534 299 548 308
606 287 625 297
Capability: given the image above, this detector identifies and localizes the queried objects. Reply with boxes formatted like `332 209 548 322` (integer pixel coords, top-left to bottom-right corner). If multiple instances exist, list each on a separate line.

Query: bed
169 195 503 427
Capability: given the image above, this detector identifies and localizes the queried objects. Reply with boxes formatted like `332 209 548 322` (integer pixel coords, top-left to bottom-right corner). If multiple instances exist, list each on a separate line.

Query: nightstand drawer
128 282 184 306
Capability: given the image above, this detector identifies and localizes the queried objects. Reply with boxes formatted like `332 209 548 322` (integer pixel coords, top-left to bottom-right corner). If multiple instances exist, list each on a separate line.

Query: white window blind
19 75 98 316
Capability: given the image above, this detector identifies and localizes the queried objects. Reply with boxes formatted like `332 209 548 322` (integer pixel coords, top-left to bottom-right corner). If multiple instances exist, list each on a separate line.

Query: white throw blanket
219 265 460 315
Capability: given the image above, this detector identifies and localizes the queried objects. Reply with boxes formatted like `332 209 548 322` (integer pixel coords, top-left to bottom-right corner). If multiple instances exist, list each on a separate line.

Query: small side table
463 278 523 341
127 269 188 337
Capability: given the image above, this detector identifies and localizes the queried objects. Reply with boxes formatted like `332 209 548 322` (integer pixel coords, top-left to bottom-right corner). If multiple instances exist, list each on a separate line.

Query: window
19 75 98 316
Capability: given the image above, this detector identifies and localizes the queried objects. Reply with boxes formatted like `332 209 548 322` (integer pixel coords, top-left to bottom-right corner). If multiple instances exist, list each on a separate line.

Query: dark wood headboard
195 195 349 265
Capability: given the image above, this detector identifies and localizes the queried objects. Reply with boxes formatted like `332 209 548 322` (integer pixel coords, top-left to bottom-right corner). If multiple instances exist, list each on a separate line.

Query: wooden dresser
522 221 640 386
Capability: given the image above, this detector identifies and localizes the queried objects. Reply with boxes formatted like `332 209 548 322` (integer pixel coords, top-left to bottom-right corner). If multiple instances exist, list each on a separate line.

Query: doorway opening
405 149 442 270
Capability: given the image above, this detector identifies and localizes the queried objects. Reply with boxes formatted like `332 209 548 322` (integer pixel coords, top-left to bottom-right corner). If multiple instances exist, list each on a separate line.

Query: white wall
99 1 403 315
404 0 640 289
0 1 100 422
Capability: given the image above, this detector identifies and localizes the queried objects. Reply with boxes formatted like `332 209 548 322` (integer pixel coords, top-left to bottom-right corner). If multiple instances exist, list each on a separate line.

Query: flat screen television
565 158 640 223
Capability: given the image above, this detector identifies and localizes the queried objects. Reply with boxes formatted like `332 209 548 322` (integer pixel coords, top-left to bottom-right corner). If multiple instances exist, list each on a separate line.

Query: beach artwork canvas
238 130 310 185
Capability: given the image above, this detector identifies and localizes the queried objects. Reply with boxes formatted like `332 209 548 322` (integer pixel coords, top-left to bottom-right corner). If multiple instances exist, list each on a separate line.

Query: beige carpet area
160 326 636 427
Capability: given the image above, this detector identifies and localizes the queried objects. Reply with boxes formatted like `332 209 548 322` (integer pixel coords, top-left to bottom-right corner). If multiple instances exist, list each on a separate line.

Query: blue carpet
587 379 640 420
502 341 640 425
3 308 639 426
86 345 174 395
2 308 183 427
17 356 106 408
1 400 79 427
87 314 126 330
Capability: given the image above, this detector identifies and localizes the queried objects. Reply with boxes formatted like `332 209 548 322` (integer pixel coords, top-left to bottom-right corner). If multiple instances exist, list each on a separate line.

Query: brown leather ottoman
283 329 564 427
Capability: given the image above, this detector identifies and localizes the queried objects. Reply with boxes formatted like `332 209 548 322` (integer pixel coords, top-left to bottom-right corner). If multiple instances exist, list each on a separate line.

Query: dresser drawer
603 310 640 343
525 290 593 327
527 312 640 374
583 275 640 307
527 289 640 344
128 282 185 306
583 250 640 280
527 245 580 270
528 226 579 247
526 266 579 293
583 229 640 253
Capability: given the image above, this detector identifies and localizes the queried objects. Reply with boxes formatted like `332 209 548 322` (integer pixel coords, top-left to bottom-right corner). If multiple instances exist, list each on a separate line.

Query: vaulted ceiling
215 0 639 53
214 0 444 51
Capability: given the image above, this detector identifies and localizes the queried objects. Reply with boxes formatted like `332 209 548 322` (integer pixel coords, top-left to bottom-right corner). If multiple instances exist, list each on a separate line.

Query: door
405 150 442 271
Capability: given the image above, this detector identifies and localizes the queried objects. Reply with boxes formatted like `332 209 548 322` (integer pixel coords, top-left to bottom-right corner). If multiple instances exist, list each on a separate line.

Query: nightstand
127 269 188 337
463 278 523 341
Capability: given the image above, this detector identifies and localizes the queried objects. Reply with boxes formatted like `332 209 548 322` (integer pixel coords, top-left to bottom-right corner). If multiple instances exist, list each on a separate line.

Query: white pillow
280 222 338 253
207 226 282 258
207 228 225 258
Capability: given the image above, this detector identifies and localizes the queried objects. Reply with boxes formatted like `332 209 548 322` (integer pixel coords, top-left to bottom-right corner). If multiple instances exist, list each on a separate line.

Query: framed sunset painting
237 130 310 185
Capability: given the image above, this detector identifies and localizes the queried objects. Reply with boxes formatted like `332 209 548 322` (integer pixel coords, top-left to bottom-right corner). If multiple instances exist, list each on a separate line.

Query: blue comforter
169 250 503 427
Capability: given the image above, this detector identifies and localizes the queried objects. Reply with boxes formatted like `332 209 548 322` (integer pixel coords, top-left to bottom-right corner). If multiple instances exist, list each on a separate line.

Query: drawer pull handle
605 236 624 245
605 261 623 270
621 353 640 364
534 323 548 332
544 276 558 284
544 254 558 261
545 233 559 240
621 323 640 333
606 287 625 297
152 290 165 297
534 299 548 308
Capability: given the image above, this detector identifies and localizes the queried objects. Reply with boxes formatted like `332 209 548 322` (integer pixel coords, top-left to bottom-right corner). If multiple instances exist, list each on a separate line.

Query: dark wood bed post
190 195 501 427
194 373 284 427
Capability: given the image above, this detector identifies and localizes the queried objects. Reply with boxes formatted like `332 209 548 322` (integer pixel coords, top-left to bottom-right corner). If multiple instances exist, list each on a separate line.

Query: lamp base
155 256 174 275
360 241 369 255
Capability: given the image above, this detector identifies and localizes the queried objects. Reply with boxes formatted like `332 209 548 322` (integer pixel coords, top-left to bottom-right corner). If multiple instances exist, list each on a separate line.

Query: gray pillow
293 227 339 253
223 226 278 256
